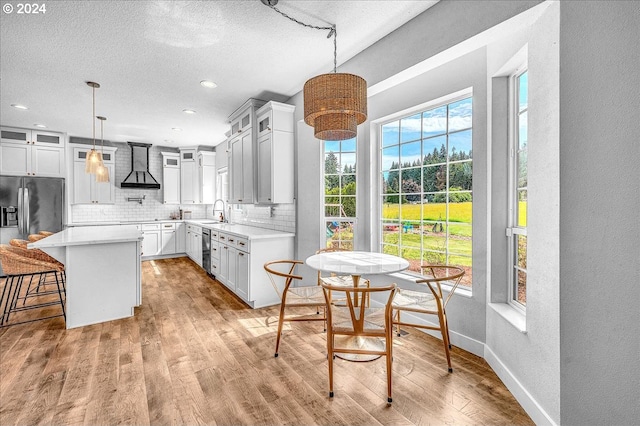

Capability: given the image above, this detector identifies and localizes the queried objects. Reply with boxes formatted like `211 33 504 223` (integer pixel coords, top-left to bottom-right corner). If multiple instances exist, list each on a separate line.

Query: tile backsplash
229 202 296 233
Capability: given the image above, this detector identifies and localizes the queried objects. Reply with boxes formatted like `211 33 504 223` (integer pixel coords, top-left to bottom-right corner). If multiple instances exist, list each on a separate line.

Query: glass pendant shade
303 73 367 141
95 163 109 183
85 81 102 174
95 115 109 182
85 149 103 173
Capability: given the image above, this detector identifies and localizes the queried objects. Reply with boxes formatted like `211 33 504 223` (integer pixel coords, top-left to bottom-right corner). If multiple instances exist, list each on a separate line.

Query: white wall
558 2 640 425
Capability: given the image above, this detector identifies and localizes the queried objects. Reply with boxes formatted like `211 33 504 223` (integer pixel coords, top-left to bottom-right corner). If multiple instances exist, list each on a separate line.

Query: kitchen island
29 225 142 329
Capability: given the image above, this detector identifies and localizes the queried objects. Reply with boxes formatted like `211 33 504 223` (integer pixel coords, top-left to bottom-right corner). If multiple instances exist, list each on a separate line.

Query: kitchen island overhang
29 225 143 329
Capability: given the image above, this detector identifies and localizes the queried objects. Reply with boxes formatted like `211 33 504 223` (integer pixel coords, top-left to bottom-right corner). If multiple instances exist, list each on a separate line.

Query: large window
323 138 357 249
380 95 473 286
509 70 528 307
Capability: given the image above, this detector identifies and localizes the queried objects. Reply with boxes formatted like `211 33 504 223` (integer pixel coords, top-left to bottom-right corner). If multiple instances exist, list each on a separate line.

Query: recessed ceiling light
182 109 196 114
34 124 47 128
200 80 217 89
11 104 28 110
172 127 182 132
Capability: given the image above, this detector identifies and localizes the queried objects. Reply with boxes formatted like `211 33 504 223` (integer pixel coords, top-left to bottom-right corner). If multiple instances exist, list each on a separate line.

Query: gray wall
559 2 640 425
486 3 561 422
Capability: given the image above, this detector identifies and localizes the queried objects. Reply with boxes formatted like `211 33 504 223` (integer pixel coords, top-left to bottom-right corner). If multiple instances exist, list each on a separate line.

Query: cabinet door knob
239 253 244 257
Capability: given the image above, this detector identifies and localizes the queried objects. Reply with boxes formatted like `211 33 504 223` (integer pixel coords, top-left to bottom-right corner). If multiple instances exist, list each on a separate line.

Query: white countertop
187 221 295 240
65 219 295 241
29 225 142 248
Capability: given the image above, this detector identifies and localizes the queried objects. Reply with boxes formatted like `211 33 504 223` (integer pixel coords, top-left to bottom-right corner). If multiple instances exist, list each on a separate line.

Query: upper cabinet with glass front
256 101 295 204
0 126 65 177
228 98 266 204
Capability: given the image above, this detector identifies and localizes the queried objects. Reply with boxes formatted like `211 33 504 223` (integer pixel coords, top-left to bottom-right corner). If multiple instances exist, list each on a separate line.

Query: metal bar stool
0 245 66 327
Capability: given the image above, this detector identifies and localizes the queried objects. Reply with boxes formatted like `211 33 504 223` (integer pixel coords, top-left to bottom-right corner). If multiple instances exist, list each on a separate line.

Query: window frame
375 90 474 287
320 137 358 250
507 66 528 312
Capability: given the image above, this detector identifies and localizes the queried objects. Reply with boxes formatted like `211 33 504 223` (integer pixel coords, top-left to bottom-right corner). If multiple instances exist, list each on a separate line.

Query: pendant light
85 81 103 174
95 116 110 183
262 0 367 141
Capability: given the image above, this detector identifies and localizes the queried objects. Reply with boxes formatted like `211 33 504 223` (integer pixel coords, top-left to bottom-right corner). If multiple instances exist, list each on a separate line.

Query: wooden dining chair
391 265 465 372
264 260 326 358
321 280 397 405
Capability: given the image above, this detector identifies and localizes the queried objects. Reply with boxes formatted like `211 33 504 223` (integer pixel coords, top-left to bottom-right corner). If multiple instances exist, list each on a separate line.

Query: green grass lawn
382 201 528 227
382 202 472 223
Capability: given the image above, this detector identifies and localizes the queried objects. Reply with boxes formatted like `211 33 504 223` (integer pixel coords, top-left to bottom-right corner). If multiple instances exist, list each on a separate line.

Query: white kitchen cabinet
161 152 180 204
180 148 215 204
228 98 266 204
71 145 117 204
180 149 198 204
1 126 65 177
176 222 186 253
198 151 216 204
141 223 161 258
256 102 295 204
161 222 177 255
235 248 250 300
185 224 202 266
230 131 254 203
211 228 290 308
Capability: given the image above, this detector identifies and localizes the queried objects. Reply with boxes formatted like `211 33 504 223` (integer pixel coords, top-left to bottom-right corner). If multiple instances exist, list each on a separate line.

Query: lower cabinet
140 224 161 258
186 224 202 266
213 231 292 308
219 243 230 285
161 223 176 255
235 249 250 300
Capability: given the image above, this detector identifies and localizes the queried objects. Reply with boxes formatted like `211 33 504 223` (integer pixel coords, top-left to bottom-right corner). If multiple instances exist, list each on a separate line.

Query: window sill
388 272 473 299
488 303 527 334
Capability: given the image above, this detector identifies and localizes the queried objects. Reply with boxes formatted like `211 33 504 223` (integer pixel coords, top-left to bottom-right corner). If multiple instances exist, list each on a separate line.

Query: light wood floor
0 257 533 425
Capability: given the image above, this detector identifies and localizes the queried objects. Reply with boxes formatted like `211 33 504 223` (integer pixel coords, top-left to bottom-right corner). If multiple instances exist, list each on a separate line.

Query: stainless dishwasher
202 228 211 274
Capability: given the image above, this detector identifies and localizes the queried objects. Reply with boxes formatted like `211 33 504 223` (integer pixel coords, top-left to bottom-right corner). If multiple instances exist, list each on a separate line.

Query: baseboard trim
484 345 557 426
396 310 485 357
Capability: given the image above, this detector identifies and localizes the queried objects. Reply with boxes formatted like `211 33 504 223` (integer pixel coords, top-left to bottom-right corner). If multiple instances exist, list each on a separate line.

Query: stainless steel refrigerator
0 175 65 245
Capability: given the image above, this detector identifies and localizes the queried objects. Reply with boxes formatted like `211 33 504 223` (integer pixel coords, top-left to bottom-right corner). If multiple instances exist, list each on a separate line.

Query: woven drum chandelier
262 0 367 141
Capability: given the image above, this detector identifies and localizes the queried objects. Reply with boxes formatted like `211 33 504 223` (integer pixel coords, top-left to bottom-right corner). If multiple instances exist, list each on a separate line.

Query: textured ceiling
0 0 438 148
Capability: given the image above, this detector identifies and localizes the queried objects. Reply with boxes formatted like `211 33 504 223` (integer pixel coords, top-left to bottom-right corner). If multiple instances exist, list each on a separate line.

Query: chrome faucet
213 199 227 222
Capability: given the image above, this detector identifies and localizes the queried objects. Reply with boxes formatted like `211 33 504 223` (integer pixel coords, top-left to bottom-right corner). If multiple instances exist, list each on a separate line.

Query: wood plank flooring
0 257 533 425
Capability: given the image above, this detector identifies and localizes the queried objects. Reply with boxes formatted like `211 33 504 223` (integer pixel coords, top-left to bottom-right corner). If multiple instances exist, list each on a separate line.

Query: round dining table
306 251 409 361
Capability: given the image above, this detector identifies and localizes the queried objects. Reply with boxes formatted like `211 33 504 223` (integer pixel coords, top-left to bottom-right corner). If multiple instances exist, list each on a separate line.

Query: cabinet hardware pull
229 239 234 242
239 253 244 256
239 242 245 246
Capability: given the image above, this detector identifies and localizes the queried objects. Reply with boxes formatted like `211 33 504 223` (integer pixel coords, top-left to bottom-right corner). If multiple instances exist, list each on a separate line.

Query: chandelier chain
267 4 337 73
